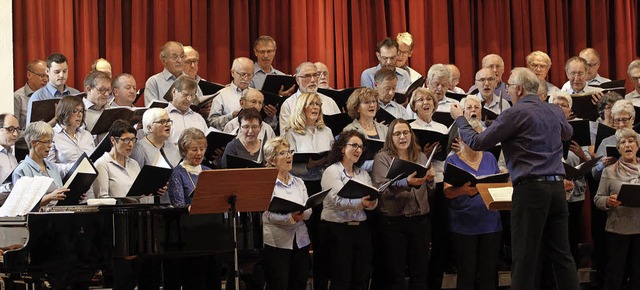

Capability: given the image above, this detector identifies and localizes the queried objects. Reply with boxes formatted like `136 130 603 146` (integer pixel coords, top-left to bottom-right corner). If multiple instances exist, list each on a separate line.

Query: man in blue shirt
451 67 579 290
27 53 81 126
360 38 411 93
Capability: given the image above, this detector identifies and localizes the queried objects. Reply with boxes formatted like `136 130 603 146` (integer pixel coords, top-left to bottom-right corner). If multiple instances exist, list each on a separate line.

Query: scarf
181 161 202 175
615 157 640 184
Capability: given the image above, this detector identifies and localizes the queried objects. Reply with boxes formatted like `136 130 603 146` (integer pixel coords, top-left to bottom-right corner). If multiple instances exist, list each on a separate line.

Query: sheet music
488 187 513 202
63 156 97 188
0 176 55 217
154 151 172 168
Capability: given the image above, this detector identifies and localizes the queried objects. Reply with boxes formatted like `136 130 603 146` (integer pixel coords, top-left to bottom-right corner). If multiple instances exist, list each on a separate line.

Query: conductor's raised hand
450 103 463 119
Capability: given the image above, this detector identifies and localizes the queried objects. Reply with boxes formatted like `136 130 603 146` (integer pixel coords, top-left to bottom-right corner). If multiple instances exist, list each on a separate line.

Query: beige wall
0 1 12 114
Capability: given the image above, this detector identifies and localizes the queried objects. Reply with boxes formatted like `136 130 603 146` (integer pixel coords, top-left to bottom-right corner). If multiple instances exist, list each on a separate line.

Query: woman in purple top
443 117 502 290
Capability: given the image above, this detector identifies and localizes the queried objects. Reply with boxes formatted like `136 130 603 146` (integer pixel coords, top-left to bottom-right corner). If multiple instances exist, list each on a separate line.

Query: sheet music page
0 176 54 217
63 156 97 188
154 151 172 169
488 186 513 202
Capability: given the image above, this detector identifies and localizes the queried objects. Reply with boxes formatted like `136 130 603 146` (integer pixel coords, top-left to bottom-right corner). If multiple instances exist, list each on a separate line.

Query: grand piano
0 204 262 288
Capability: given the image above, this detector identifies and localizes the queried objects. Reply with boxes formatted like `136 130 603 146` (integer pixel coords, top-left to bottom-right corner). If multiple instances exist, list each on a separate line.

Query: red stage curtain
12 0 639 105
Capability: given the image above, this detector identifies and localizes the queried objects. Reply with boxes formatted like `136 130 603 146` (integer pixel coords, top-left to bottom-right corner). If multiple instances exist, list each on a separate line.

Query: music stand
476 182 513 211
191 167 278 290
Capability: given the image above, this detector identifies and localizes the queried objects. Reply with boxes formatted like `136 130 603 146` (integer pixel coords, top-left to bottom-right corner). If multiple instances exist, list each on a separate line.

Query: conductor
450 67 580 290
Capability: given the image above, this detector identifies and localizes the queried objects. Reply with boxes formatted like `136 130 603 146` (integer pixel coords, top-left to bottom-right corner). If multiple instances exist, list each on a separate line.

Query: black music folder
323 113 353 137
261 90 288 116
571 93 599 121
432 111 455 127
134 88 144 104
318 87 360 111
445 91 468 102
592 79 626 89
89 133 112 163
267 189 331 214
605 145 620 159
617 183 640 207
482 108 499 122
363 138 384 161
385 146 436 179
569 119 592 146
198 80 225 95
262 75 297 95
595 123 616 150
336 174 402 200
563 156 603 180
148 100 169 109
190 94 215 113
374 108 397 125
126 165 173 196
394 76 425 104
412 126 454 161
226 155 264 169
29 99 59 124
91 107 147 135
206 129 237 150
292 151 330 164
443 163 510 187
58 153 98 206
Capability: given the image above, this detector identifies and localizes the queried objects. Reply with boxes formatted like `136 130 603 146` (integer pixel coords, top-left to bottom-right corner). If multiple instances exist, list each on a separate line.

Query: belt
515 175 564 185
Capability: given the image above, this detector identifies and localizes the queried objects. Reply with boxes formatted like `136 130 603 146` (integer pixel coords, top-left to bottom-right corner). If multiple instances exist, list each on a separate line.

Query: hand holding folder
268 189 330 214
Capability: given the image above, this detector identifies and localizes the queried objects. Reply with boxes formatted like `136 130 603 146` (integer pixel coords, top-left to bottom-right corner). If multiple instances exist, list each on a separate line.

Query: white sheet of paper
488 186 513 202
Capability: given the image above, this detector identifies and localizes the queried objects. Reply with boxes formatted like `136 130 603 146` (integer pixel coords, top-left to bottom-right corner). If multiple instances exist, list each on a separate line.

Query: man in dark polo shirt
450 67 580 290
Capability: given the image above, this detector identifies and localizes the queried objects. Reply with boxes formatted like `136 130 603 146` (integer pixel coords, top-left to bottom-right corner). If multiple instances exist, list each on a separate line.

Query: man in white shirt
207 57 255 130
315 62 331 89
562 57 603 95
408 64 459 119
561 48 611 91
110 73 137 108
396 32 422 83
15 60 48 129
445 64 465 94
374 68 412 120
224 88 276 140
183 46 203 83
625 60 640 106
474 68 510 116
166 75 208 148
82 71 112 134
279 62 341 134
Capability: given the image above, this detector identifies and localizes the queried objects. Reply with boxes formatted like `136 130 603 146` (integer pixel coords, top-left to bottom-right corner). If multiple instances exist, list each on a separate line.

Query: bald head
446 64 461 91
482 54 505 81
315 62 330 89
91 58 112 78
160 41 185 76
183 46 200 79
579 48 602 81
240 88 265 111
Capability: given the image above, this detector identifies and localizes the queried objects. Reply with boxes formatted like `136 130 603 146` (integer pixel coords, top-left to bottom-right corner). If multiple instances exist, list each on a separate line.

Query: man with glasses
0 114 20 201
451 67 580 290
207 57 256 130
183 46 202 83
315 62 331 89
561 56 603 95
624 60 640 106
562 48 611 91
165 75 207 149
395 32 422 83
474 68 511 116
278 62 341 135
250 35 295 97
27 53 81 125
223 88 276 140
15 60 48 130
83 71 113 136
145 41 203 106
526 51 560 94
468 54 511 102
360 37 411 93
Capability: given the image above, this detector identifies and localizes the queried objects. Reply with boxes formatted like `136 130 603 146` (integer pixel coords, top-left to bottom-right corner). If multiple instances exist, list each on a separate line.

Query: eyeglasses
71 108 85 115
528 63 549 70
475 77 496 83
555 103 570 109
115 137 138 144
505 83 520 89
1 126 21 134
613 117 631 124
179 91 197 100
35 139 54 145
398 49 412 57
307 101 323 107
234 70 254 79
240 125 261 131
277 150 294 157
28 70 48 79
392 130 411 138
568 71 585 78
346 143 365 150
93 86 112 95
255 49 275 55
184 59 199 65
379 55 397 63
153 119 173 126
168 53 186 62
297 72 321 79
587 61 600 68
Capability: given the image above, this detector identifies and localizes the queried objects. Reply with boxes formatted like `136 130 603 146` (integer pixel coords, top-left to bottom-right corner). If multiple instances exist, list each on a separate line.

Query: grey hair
427 64 451 83
627 59 640 76
510 67 539 95
24 121 53 150
615 127 640 147
263 137 290 166
460 96 481 111
142 108 168 135
611 99 635 119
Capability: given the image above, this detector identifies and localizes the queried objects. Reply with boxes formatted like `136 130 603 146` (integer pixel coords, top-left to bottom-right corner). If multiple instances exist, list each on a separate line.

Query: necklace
460 151 481 164
145 135 161 149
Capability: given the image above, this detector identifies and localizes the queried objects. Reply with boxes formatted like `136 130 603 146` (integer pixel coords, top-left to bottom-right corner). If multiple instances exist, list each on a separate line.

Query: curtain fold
13 0 639 98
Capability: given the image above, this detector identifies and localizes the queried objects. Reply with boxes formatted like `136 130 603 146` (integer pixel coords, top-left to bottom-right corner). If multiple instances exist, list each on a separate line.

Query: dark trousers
428 182 450 290
303 180 329 290
326 221 372 290
511 181 579 290
162 256 222 290
378 214 431 290
603 232 640 290
451 231 502 290
567 200 583 267
262 244 310 290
